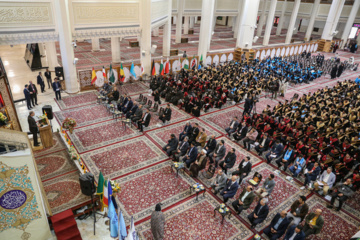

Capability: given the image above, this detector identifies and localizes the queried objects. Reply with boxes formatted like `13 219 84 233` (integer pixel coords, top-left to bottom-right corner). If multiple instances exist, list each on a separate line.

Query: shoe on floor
300 186 305 190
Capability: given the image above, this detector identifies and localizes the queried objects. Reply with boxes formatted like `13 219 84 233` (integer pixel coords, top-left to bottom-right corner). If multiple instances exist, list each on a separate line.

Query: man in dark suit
204 135 217 156
159 104 172 124
179 122 192 141
28 81 38 106
263 211 290 240
232 156 252 184
162 134 179 156
247 198 269 228
284 225 305 240
117 94 128 110
126 101 139 119
220 175 239 203
219 148 236 174
232 121 248 141
137 108 151 132
265 140 284 163
24 85 32 110
225 116 239 136
254 133 271 155
232 185 255 214
243 96 253 114
181 142 198 168
130 104 143 123
44 68 52 89
303 162 321 188
107 87 119 103
172 136 189 160
122 96 133 114
37 72 46 93
209 140 226 166
52 78 62 100
28 111 39 146
189 123 199 143
302 209 324 237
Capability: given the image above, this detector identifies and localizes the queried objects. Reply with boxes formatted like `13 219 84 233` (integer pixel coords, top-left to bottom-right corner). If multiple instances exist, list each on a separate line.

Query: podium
39 117 53 148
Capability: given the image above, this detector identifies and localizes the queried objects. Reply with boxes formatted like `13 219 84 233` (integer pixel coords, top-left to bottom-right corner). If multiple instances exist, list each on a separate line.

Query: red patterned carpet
344 190 360 220
33 132 67 157
55 91 98 110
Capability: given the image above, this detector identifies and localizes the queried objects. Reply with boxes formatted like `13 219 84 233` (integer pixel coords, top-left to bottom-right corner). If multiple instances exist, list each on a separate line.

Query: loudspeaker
79 172 95 196
42 105 53 120
55 66 64 80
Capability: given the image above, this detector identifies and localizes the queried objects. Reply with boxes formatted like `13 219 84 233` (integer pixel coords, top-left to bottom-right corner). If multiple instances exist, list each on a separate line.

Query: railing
0 140 28 155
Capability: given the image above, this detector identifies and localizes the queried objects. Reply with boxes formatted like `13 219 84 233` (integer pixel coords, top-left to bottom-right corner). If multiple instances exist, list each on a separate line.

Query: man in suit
286 196 309 225
195 128 207 149
181 142 198 168
247 198 269 228
220 175 239 203
254 133 271 155
44 68 52 89
255 174 276 198
28 111 39 146
159 104 172 124
232 156 252 184
130 104 143 123
313 167 336 195
284 225 305 240
52 78 62 100
275 145 296 171
263 210 290 240
179 122 192 141
172 136 189 161
265 140 284 163
327 178 354 211
37 72 45 93
189 123 199 143
243 96 253 114
219 148 236 174
303 162 321 189
302 209 324 237
28 81 38 106
117 94 128 110
232 185 255 214
126 101 139 119
211 169 228 194
162 134 179 156
23 85 32 110
225 116 239 136
122 96 133 114
209 140 226 167
204 135 217 156
107 87 119 103
232 121 248 142
137 108 151 132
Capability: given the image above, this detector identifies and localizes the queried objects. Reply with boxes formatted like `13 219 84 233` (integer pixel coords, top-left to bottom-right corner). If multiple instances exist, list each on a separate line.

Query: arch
106 69 118 83
310 44 315 52
290 46 295 56
220 54 227 63
271 49 276 58
134 66 141 79
285 47 290 56
276 48 281 57
155 62 160 74
213 55 220 65
260 50 266 60
298 45 303 54
95 71 105 87
228 53 233 61
281 48 285 56
305 44 310 53
172 60 180 72
266 49 271 58
314 43 318 52
124 67 131 82
206 56 212 65
294 46 299 55
256 51 260 59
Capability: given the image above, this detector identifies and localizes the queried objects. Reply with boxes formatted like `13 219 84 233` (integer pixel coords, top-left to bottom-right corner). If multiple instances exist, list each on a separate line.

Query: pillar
54 0 79 93
257 0 268 37
276 0 287 36
184 16 190 34
189 16 195 29
163 0 172 57
340 0 360 48
198 0 215 65
236 0 261 49
321 0 346 40
232 16 237 31
262 0 277 46
175 0 185 43
194 16 198 24
111 37 121 63
233 0 244 38
45 42 59 71
141 0 152 75
153 27 159 37
305 0 320 41
91 38 100 51
285 0 301 44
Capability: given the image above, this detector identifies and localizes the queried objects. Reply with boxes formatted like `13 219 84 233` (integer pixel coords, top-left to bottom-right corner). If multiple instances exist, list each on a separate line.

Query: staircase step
51 209 74 224
53 218 77 233
57 225 82 240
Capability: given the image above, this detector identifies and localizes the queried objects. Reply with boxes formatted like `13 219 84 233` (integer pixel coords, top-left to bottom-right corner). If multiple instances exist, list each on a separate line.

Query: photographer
269 79 280 99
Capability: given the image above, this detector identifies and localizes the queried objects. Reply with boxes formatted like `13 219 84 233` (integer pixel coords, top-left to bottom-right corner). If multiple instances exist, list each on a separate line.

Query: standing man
28 111 40 146
52 78 62 100
44 68 52 89
28 81 38 106
37 72 46 93
23 85 32 110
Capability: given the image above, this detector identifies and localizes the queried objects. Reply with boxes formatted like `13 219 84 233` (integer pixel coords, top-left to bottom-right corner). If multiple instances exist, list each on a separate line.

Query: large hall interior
1 0 360 240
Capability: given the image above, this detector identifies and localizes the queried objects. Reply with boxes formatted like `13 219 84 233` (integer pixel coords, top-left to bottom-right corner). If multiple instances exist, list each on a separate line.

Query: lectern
39 117 53 148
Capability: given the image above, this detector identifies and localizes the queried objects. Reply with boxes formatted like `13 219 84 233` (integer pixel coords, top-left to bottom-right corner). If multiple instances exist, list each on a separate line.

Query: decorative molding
151 17 169 29
0 31 59 45
151 0 169 21
72 27 141 39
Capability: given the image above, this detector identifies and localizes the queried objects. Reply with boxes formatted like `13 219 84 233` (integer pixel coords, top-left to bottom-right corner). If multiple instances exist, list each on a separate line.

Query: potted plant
62 117 77 133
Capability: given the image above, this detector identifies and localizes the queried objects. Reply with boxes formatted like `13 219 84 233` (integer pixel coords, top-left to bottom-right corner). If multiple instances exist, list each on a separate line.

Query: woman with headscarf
337 63 344 77
151 203 165 240
330 64 338 79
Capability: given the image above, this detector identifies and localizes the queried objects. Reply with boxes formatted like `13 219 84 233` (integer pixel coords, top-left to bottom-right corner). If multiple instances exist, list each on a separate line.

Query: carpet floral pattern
343 190 360 220
136 195 253 240
81 136 167 179
117 82 149 95
43 171 89 215
55 91 98 110
33 133 66 157
115 162 196 223
35 150 76 181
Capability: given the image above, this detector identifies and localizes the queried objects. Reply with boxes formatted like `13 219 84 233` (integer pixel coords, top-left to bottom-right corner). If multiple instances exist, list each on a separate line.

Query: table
171 162 185 177
113 110 122 121
213 205 231 224
121 119 132 130
189 184 206 201
97 96 106 104
107 104 115 113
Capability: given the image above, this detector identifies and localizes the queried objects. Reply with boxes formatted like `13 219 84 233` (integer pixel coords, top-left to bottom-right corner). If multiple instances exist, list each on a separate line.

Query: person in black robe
337 63 344 78
330 65 338 79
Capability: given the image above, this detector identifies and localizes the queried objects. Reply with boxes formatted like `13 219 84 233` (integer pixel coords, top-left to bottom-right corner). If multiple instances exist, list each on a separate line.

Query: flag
165 58 170 74
107 179 112 208
126 216 139 240
141 63 144 75
151 60 156 76
109 64 115 83
118 210 127 240
103 179 109 207
96 171 104 195
108 198 118 238
200 54 203 63
184 57 189 70
160 59 164 76
198 54 203 70
130 62 136 78
91 67 97 84
120 63 125 82
198 62 202 70
190 56 196 69
102 66 106 80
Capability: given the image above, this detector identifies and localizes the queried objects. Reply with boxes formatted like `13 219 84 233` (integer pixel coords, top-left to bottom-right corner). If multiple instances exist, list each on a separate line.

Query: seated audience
172 136 189 161
209 140 226 167
211 169 228 194
263 210 290 240
243 128 258 151
247 198 269 228
313 167 336 195
232 121 248 142
302 209 324 237
219 148 236 174
225 116 239 137
189 149 208 177
232 185 255 215
203 135 217 156
179 122 192 141
284 225 305 240
137 108 151 132
159 104 172 124
220 175 239 203
286 196 309 225
107 86 119 103
303 162 321 189
255 174 275 198
275 145 296 171
327 178 354 211
254 133 271 155
126 101 138 119
121 96 133 114
180 142 198 168
130 104 143 123
289 155 305 177
232 156 252 184
188 123 200 143
265 140 284 163
195 128 207 149
162 134 178 156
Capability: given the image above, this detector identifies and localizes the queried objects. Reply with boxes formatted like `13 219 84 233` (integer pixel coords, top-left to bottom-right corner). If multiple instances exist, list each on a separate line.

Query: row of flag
91 54 203 84
96 171 139 239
